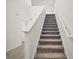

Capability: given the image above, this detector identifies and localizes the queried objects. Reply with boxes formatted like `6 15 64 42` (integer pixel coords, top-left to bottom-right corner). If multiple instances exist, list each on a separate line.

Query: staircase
34 14 67 59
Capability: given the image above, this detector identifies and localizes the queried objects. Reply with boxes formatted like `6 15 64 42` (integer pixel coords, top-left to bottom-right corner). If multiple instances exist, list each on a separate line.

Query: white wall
24 10 45 59
32 0 55 13
55 0 73 35
6 0 31 51
6 1 46 59
55 0 73 59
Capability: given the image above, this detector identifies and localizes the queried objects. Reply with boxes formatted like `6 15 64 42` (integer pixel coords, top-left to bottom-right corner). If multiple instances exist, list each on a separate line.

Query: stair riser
43 26 58 28
44 25 57 26
44 21 56 23
44 23 57 25
44 22 57 23
42 29 59 31
45 20 56 22
43 25 58 26
45 18 56 20
34 58 67 59
39 42 62 45
45 21 56 22
45 17 55 18
45 19 56 20
40 36 61 39
42 32 59 34
43 27 58 29
44 22 56 24
37 48 64 53
44 20 56 22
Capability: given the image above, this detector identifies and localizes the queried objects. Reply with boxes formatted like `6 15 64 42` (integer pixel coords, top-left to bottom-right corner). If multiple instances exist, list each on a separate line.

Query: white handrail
22 6 45 33
59 16 73 40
